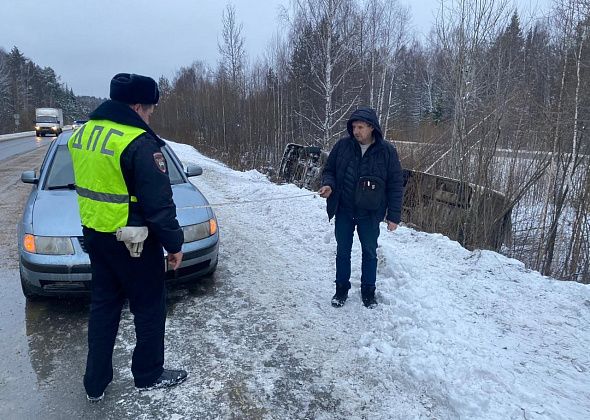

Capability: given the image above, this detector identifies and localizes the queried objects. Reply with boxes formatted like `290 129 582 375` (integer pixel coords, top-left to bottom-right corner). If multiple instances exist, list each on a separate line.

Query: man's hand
167 251 183 270
387 221 398 232
318 185 332 198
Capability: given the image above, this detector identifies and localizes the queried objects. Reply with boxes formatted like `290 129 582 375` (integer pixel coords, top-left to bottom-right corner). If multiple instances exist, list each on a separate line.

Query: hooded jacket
321 107 404 223
87 100 183 253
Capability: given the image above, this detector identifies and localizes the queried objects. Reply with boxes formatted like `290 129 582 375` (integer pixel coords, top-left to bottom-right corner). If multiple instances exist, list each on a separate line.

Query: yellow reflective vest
68 120 145 232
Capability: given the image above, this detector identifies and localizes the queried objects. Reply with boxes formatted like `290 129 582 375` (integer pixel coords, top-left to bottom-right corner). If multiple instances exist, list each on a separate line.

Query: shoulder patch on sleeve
153 152 167 173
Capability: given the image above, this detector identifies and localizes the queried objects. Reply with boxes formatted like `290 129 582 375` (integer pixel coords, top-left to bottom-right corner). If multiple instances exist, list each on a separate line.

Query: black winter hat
110 73 160 105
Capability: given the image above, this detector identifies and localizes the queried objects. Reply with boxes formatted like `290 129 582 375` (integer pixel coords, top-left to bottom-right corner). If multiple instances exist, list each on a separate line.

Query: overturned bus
278 143 512 251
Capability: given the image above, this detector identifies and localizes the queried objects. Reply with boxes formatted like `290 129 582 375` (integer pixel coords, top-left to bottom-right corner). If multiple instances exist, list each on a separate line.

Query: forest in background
0 46 102 130
1 0 589 283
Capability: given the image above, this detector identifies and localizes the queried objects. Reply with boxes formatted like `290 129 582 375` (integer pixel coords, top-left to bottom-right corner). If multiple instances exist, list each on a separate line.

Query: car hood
32 191 83 236
171 183 211 225
31 184 211 237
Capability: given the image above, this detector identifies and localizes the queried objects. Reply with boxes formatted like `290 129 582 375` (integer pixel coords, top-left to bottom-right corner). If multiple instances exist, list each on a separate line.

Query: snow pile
152 140 590 419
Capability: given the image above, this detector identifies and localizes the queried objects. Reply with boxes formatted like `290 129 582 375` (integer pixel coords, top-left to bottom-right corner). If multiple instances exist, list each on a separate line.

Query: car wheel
20 274 42 301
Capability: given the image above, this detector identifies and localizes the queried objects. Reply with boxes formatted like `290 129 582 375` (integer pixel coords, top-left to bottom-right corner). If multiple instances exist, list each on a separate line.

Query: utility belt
115 226 149 257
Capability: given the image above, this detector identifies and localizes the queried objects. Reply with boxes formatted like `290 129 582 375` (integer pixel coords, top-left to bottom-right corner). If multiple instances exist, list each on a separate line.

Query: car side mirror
185 164 203 177
21 170 39 184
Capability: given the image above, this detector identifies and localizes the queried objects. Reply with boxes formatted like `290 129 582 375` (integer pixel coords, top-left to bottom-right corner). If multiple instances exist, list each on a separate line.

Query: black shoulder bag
355 176 385 210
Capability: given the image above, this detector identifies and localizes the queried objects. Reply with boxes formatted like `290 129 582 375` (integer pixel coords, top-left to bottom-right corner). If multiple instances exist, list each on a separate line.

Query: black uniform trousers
82 227 166 397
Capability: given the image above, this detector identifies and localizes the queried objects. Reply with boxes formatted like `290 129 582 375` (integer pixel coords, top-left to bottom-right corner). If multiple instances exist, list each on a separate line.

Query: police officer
69 73 187 402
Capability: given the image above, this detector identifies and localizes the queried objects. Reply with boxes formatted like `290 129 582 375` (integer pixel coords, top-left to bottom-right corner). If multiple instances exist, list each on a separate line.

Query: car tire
20 274 42 301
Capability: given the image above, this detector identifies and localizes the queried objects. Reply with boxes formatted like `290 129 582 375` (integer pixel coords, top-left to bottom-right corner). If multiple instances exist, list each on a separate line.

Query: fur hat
110 73 159 105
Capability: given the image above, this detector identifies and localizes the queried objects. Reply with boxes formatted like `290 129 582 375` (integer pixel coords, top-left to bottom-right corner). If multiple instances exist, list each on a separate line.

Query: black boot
361 286 377 308
137 369 188 391
331 283 350 307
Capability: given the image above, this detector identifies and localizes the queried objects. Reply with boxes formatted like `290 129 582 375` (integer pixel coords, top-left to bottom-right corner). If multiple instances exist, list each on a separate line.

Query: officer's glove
116 226 149 258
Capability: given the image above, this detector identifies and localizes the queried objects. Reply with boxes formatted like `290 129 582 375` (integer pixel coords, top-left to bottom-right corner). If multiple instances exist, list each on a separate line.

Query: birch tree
542 0 590 276
289 0 360 148
435 0 510 178
361 0 410 128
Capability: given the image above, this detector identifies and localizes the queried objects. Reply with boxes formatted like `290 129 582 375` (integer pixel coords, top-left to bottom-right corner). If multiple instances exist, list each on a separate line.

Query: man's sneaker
331 283 350 308
86 392 104 403
138 369 188 391
361 286 378 309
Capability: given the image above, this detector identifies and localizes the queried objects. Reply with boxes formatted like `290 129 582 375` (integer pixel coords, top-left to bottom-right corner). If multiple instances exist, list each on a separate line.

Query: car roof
57 131 73 145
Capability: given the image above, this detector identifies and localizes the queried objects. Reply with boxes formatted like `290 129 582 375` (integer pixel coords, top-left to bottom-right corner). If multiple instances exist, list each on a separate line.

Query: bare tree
218 3 246 90
435 0 510 175
289 0 361 148
143 0 590 282
217 4 247 153
541 0 590 276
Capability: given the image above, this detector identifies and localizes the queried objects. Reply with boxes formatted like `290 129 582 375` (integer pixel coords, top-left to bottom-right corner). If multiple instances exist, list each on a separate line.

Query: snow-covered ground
130 141 590 419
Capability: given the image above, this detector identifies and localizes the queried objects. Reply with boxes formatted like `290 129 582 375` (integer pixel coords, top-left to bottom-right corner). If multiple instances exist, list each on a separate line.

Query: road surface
0 133 55 161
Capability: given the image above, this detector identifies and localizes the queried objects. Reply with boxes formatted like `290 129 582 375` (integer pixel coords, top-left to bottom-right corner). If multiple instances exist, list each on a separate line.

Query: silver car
18 132 219 299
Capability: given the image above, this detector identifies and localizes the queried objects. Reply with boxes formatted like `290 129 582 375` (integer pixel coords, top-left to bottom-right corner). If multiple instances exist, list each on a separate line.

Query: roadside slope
166 141 590 420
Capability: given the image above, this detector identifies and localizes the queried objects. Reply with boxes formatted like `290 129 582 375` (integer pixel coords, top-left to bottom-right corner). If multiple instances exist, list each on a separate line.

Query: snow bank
162 140 590 419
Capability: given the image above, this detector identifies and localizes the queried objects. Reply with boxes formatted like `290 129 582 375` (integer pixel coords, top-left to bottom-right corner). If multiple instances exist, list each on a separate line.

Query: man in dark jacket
319 107 403 308
69 73 187 402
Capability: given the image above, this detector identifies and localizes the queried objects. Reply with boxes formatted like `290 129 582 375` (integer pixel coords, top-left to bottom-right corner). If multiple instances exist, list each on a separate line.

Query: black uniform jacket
321 107 404 224
88 100 184 254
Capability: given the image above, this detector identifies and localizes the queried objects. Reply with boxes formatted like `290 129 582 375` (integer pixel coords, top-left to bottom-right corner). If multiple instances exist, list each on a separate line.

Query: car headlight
183 219 217 243
23 234 75 255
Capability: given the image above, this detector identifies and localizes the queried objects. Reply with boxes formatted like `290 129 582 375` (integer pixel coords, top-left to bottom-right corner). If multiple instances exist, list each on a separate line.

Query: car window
37 116 59 123
162 147 184 185
44 145 75 189
38 139 58 178
43 145 184 190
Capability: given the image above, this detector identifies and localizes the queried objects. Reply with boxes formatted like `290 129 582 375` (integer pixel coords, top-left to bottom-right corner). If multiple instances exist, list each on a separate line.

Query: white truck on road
35 108 63 137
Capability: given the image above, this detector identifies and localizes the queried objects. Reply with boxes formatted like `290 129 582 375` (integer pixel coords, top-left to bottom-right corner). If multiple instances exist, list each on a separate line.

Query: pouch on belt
115 226 149 257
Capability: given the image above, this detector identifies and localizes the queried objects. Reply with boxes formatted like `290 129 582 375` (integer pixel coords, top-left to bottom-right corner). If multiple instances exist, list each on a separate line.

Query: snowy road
1 141 589 419
153 146 441 419
0 133 52 160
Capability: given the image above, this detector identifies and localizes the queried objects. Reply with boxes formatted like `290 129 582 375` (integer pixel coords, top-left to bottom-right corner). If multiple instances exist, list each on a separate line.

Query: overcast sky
1 0 552 98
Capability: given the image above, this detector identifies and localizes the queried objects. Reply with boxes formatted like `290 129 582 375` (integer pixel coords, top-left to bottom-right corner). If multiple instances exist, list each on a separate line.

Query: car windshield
37 116 58 123
44 145 184 189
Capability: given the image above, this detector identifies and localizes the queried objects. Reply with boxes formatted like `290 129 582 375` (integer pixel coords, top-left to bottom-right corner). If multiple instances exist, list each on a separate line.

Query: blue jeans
334 211 380 288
